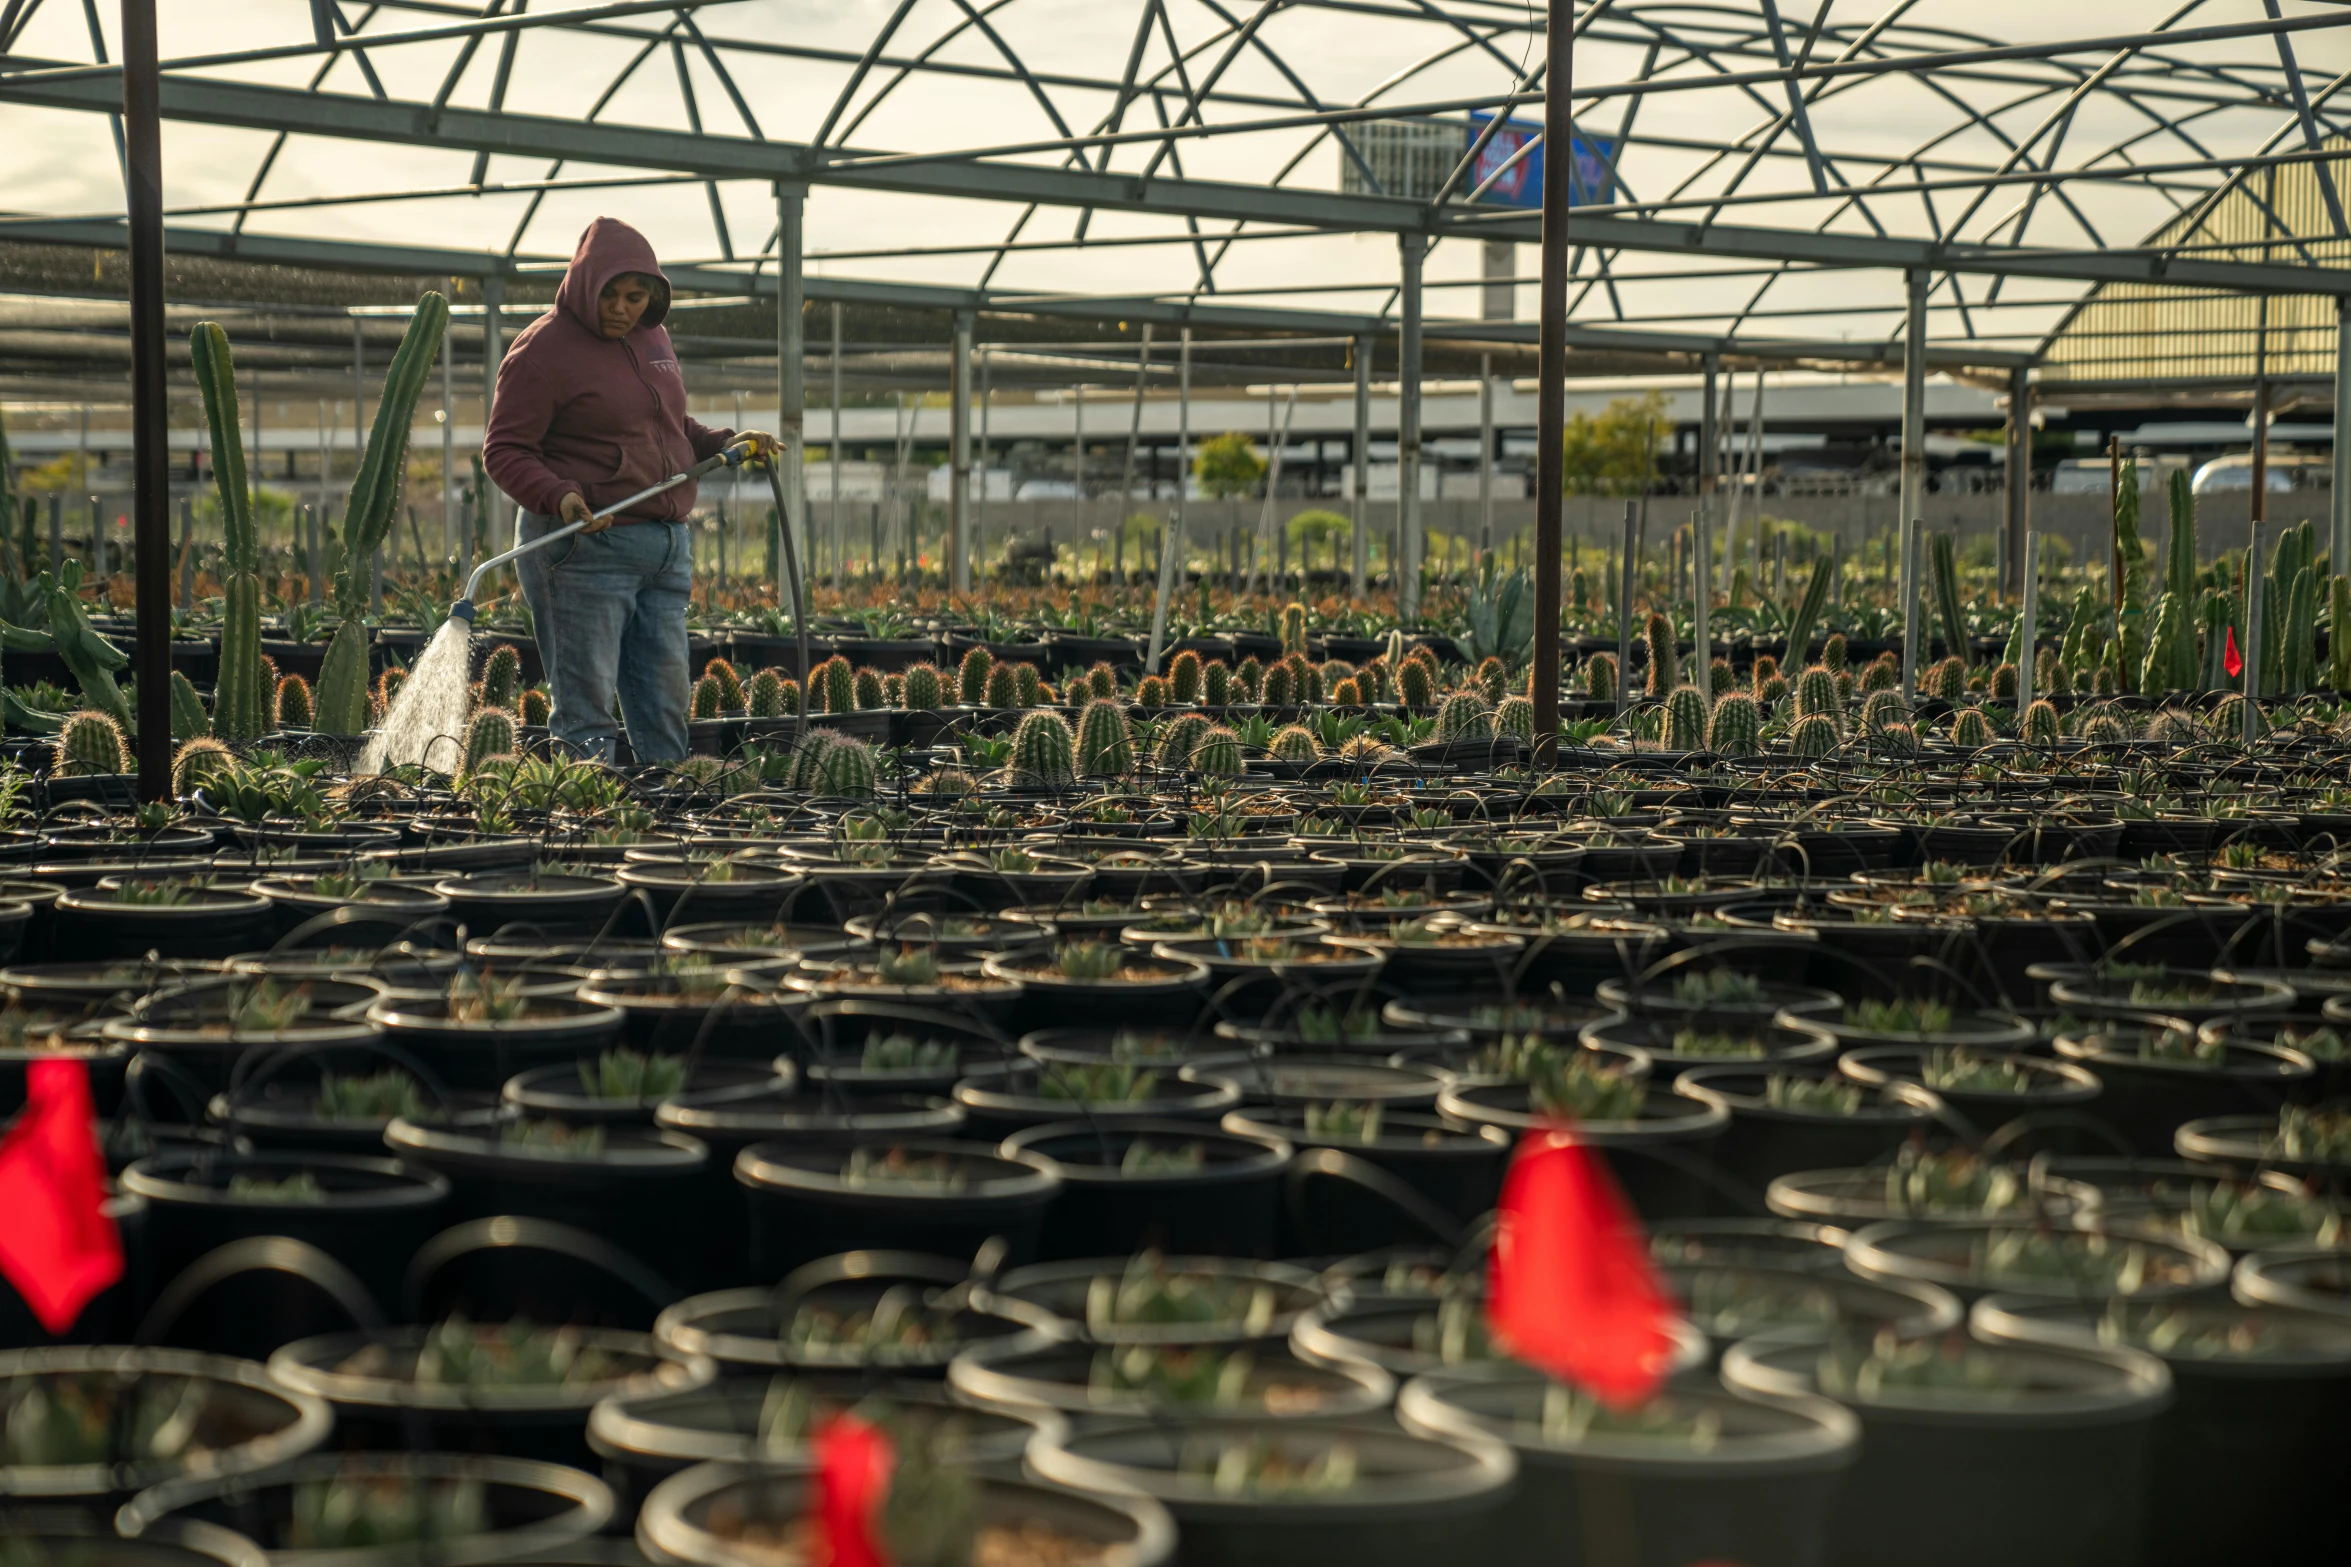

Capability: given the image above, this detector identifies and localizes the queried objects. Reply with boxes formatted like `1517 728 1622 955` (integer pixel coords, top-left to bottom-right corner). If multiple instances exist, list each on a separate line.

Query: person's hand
559 491 609 534
736 430 782 466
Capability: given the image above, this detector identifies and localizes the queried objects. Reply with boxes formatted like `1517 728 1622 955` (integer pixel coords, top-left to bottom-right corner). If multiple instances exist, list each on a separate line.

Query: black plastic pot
736 1137 1059 1274
949 1333 1391 1423
1671 1065 1943 1194
2051 1023 2314 1154
1398 1368 1858 1567
1661 1259 1961 1358
502 1058 793 1128
1841 1217 2230 1304
434 869 632 936
366 993 627 1091
1223 1105 1510 1252
953 1062 1242 1134
1436 1081 1732 1221
1000 1117 1292 1260
104 977 384 1094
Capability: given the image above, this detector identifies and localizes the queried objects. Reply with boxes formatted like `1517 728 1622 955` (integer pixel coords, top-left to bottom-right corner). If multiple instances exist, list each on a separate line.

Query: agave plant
288 1472 490 1549
1040 1061 1158 1103
315 1069 426 1122
1087 1252 1277 1335
409 1316 615 1389
860 1032 960 1073
577 1047 688 1101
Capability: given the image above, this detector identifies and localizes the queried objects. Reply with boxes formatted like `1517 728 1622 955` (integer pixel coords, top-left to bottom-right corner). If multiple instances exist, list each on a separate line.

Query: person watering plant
484 217 777 763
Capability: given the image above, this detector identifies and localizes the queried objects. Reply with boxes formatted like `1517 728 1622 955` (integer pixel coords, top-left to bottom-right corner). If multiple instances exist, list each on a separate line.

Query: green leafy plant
410 1315 615 1388
316 1070 426 1122
287 1473 490 1549
229 1172 329 1203
1087 1252 1277 1335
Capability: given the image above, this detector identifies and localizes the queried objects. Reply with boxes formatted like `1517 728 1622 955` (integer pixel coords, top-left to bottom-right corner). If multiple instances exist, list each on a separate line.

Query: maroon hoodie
484 218 735 524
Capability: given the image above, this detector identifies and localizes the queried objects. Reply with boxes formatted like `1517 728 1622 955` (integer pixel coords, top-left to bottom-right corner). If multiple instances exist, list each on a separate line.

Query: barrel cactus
1012 710 1076 786
171 736 235 798
1396 657 1432 709
2023 698 2061 746
1357 659 1388 703
464 707 519 773
1200 660 1231 708
1157 712 1212 769
520 687 551 726
950 646 989 705
376 667 407 712
1583 651 1618 702
1076 698 1134 777
1262 661 1296 708
1192 724 1242 777
1877 721 1920 756
748 673 794 718
1663 685 1708 750
895 662 940 711
855 667 886 710
480 643 522 711
1926 656 1967 703
1287 654 1321 705
275 674 313 731
1991 661 2019 703
1822 633 1848 673
1270 724 1322 763
2144 709 2202 745
1707 692 1761 756
1476 657 1507 704
1136 674 1170 707
1950 708 1993 748
818 734 880 797
1280 602 1308 657
1436 690 1492 740
823 657 856 716
1751 654 1780 690
984 661 1020 709
1015 663 1043 709
53 710 128 776
1089 662 1118 701
1860 655 1899 695
1789 713 1839 758
1708 657 1735 699
691 675 723 721
1169 650 1202 705
1235 657 1264 702
169 671 210 741
1495 694 1536 745
1858 689 1910 734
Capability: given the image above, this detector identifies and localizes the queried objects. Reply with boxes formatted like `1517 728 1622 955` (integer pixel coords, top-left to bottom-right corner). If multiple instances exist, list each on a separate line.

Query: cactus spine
1584 651 1618 702
1436 690 1492 739
520 687 552 726
1991 661 2019 703
1202 660 1232 707
1789 713 1838 758
1262 661 1295 708
1707 691 1760 755
464 707 519 773
1088 662 1118 701
1663 685 1708 750
818 657 852 715
315 292 450 733
1495 693 1536 744
479 643 522 711
1270 724 1322 762
984 661 1020 709
1011 710 1076 786
1859 689 1910 735
1235 657 1264 701
1396 657 1432 709
1191 724 1242 777
1476 657 1508 704
1156 712 1211 769
818 735 879 797
2023 698 2061 746
691 675 723 720
1075 699 1134 776
1951 708 1992 748
958 646 993 705
53 710 128 776
1014 663 1043 708
1822 633 1847 673
1794 666 1842 729
171 736 234 797
901 663 944 711
1169 650 1203 705
855 667 886 710
1136 674 1170 707
1926 656 1967 703
274 673 312 731
788 729 838 791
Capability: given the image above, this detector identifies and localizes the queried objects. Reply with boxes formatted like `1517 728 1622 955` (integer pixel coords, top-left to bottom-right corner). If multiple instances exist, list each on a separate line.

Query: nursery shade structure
4 1 2351 735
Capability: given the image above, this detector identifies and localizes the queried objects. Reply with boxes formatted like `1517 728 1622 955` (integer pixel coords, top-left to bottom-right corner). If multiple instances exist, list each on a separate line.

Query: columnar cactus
1010 710 1075 786
171 736 234 797
1991 661 2019 703
1583 651 1618 702
1495 693 1536 745
1235 657 1264 701
53 710 128 776
1089 662 1118 701
1288 654 1321 705
169 671 210 741
1136 674 1170 707
479 644 523 711
275 674 313 731
1644 613 1675 697
824 657 856 716
2334 576 2351 691
1795 666 1842 728
1951 708 1992 748
1192 724 1242 777
1169 650 1203 705
1280 602 1308 657
2023 698 2061 746
707 658 746 711
1329 678 1362 705
1202 660 1232 707
1858 689 1909 734
1663 685 1709 750
1822 633 1848 673
2091 661 2118 698
1076 698 1134 776
1707 692 1760 755
1157 712 1211 768
1927 656 1967 703
958 646 993 705
1397 657 1433 708
691 675 723 720
1014 663 1043 708
190 321 269 742
1270 724 1322 762
463 706 519 773
854 667 886 710
819 734 880 797
1789 713 1839 758
1262 661 1296 707
2035 646 2062 695
1476 657 1507 704
984 661 1020 709
901 663 944 711
1436 690 1492 740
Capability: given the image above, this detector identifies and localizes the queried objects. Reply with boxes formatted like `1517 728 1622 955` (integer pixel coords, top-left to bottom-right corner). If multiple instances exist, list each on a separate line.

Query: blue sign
1468 113 1618 208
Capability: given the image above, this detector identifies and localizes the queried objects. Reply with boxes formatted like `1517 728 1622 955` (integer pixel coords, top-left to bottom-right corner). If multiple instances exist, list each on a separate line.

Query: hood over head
555 218 670 336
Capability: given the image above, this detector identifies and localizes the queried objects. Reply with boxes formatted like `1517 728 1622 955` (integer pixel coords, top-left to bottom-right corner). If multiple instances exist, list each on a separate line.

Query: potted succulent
994 1252 1324 1348
53 875 276 961
981 941 1210 1031
365 972 626 1091
103 976 382 1093
1841 1217 2230 1304
953 1057 1243 1135
2051 1019 2314 1154
735 1138 1060 1275
952 1334 1392 1423
502 1045 792 1127
999 1118 1294 1261
1671 1064 1944 1194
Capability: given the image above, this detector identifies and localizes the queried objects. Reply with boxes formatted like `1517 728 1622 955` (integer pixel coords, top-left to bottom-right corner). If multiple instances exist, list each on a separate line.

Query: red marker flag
2224 626 2243 679
0 1059 122 1334
813 1413 895 1567
1485 1128 1677 1409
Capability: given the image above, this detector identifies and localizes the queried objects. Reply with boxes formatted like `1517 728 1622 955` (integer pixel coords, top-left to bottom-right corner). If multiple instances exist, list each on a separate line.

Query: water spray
361 442 755 774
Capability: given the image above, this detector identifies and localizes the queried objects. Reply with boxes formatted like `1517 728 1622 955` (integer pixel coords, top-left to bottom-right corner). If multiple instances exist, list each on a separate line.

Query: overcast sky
2 1 2343 354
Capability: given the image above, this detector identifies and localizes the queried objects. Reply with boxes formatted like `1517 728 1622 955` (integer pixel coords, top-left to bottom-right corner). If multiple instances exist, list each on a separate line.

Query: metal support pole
441 276 457 562
124 0 170 800
1614 503 1635 720
1397 231 1427 621
977 345 992 578
831 300 844 580
1073 382 1086 576
1146 329 1193 671
1532 0 1571 762
1692 507 1712 703
1698 352 1719 517
775 181 807 580
1351 334 1372 600
1899 266 1928 702
2251 314 2271 546
1478 356 1495 559
950 310 974 593
2004 365 2031 600
2017 530 2039 722
2243 521 2266 742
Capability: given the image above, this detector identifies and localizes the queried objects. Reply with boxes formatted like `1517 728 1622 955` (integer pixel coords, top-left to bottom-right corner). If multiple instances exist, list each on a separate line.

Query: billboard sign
1467 113 1618 208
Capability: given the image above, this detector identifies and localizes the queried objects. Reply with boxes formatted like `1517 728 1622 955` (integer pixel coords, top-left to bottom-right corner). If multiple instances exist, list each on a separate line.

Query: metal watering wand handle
449 440 755 621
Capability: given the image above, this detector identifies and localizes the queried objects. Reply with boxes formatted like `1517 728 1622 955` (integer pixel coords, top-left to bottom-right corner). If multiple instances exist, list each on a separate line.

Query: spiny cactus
1707 692 1760 756
1280 602 1308 657
1822 633 1848 673
1926 655 1967 703
746 673 794 718
376 667 407 714
983 661 1020 709
169 736 234 798
1357 658 1389 703
1644 613 1675 697
1928 530 1969 666
1795 666 1842 728
1089 662 1118 701
789 729 839 791
2034 645 2062 696
1495 693 1536 745
169 670 210 741
823 657 855 716
1991 661 2019 703
1708 656 1736 699
1861 655 1899 694
1157 712 1212 768
2139 710 2196 745
2333 576 2351 692
817 734 879 797
958 646 993 705
1476 656 1507 704
884 673 905 707
464 707 519 773
899 662 943 711
1583 651 1618 702
1751 654 1780 690
1834 669 1856 706
1782 557 1834 671
1202 660 1231 708
855 667 886 710
1262 660 1295 708
1192 724 1242 777
53 709 128 776
2092 659 2119 698
2079 711 2129 746
1076 698 1134 777
274 673 313 731
1663 685 1708 750
1859 689 1910 734
1270 724 1322 762
1169 650 1203 705
1330 678 1362 706
1950 708 1992 748
1014 663 1042 708
1436 690 1492 740
1235 657 1264 702
1136 674 1170 707
1789 713 1840 758
191 320 268 743
1757 672 1789 705
1397 657 1433 708
479 643 522 711
1288 654 1321 705
1877 721 1920 756
691 675 724 721
1010 710 1075 786
2023 698 2061 746
704 658 744 711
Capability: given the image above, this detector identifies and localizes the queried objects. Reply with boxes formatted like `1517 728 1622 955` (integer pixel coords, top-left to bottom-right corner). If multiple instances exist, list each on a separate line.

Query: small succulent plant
226 980 312 1033
1088 1252 1277 1335
409 1316 615 1388
1541 1382 1725 1446
1669 971 1767 1007
860 1032 960 1073
783 1285 957 1357
0 1373 209 1468
498 1119 606 1157
1302 1101 1385 1142
1040 1060 1159 1103
1090 1343 1256 1406
1671 1028 1771 1058
1764 1075 1864 1115
1920 1047 2035 1095
1185 1433 1360 1496
448 971 533 1024
1051 941 1127 982
2274 1105 2351 1163
841 1147 971 1190
1845 997 1956 1036
1524 1047 1646 1122
577 1047 687 1101
316 1069 426 1123
873 946 943 988
1883 1144 2022 1214
288 1472 490 1548
229 1172 329 1203
1819 1329 2025 1401
1119 1139 1207 1174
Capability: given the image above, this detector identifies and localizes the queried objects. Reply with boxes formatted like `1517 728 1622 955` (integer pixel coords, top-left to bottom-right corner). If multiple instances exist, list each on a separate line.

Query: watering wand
447 440 756 623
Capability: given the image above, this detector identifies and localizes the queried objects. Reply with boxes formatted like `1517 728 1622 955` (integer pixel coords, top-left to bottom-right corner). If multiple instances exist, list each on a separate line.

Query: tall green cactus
2284 562 2319 694
40 562 129 729
169 671 210 741
464 707 518 772
1011 710 1075 786
2200 587 2234 690
1075 698 1133 776
192 321 269 741
1928 531 1968 668
1707 692 1760 755
315 292 451 734
901 663 944 711
1794 665 1842 729
2333 576 2351 692
2164 469 2197 598
1663 685 1708 750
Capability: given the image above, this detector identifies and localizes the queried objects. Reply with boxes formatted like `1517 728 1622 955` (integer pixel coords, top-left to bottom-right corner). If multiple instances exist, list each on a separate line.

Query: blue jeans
514 512 692 764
